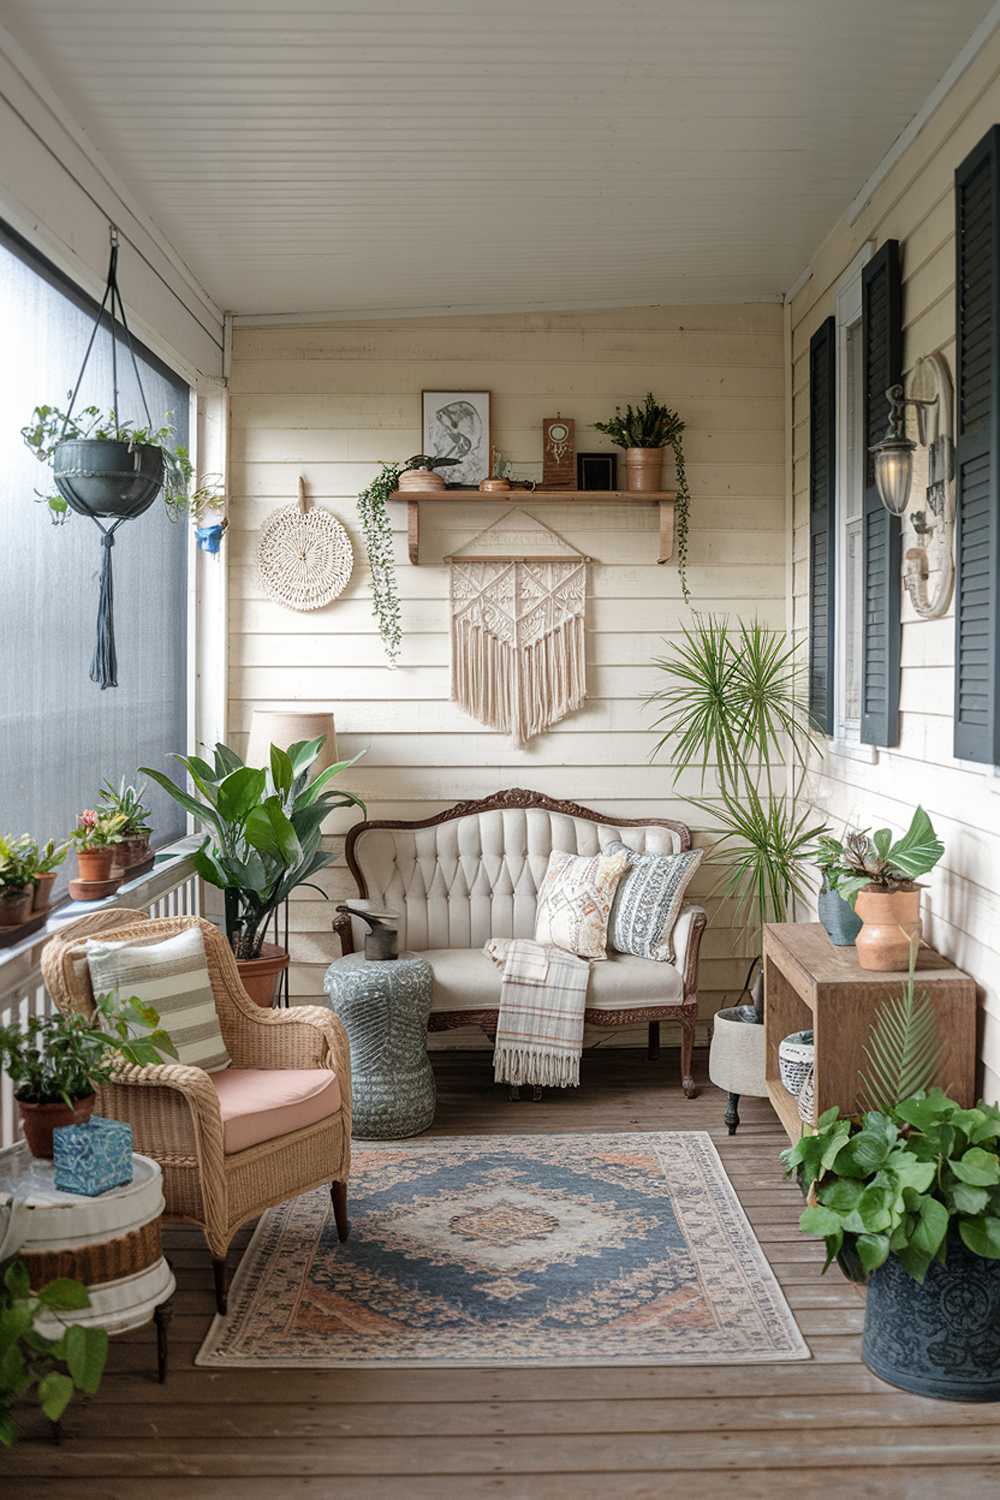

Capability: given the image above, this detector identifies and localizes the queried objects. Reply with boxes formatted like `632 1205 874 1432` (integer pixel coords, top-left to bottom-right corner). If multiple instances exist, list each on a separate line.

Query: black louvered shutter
860 241 903 747
954 126 1000 764
808 316 836 734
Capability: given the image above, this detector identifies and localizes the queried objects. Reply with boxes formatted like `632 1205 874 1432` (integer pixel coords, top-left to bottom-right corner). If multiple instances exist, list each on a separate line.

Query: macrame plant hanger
60 225 156 689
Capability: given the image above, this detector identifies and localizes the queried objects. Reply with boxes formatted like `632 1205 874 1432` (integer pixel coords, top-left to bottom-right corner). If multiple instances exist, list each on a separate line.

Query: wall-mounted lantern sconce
870 352 955 618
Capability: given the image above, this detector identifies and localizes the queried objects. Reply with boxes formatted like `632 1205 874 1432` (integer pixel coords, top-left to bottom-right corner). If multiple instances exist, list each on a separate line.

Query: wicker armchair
41 909 352 1312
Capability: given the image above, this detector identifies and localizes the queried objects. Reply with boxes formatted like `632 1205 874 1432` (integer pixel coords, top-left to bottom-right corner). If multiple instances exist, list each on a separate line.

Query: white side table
0 1144 175 1383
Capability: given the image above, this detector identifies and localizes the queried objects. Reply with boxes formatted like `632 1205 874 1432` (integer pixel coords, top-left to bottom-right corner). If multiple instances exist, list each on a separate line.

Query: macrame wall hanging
256 476 354 610
448 509 589 747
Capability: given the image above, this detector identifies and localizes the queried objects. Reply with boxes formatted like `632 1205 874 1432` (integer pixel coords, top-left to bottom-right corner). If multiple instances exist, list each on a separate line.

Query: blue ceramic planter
817 881 862 946
863 1235 1000 1401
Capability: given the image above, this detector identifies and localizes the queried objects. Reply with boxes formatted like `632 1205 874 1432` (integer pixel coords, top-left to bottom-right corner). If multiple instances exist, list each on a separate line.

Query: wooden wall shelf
390 489 677 565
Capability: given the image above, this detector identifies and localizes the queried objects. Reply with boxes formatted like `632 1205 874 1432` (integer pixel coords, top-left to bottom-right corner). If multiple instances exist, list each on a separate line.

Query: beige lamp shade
245 710 338 776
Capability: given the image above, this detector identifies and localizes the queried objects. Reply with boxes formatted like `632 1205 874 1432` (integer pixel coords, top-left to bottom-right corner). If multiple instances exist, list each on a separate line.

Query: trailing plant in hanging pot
595 392 692 601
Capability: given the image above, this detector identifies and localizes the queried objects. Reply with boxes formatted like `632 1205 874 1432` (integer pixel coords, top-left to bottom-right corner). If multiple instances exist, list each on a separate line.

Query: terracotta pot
624 447 664 493
0 888 33 927
237 942 289 1007
112 835 151 875
18 1094 96 1159
854 886 922 971
31 872 58 912
76 848 114 883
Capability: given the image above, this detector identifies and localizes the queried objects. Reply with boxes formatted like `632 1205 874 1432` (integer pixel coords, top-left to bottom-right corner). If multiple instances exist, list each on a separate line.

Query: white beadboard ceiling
1 0 994 316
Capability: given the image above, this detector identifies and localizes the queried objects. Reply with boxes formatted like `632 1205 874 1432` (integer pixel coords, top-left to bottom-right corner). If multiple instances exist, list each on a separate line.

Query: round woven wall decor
256 502 353 611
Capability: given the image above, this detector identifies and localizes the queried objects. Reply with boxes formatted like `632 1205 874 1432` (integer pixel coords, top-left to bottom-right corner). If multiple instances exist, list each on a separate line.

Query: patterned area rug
197 1131 809 1368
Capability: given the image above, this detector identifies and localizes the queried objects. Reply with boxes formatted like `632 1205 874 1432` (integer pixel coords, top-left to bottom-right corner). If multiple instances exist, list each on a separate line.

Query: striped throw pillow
607 842 703 964
86 926 231 1073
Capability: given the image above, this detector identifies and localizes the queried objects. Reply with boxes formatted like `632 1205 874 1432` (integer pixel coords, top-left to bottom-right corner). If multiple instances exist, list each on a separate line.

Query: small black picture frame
576 452 617 491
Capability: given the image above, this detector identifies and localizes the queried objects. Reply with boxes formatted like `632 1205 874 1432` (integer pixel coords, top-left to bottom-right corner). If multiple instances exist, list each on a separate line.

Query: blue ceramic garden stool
323 953 436 1140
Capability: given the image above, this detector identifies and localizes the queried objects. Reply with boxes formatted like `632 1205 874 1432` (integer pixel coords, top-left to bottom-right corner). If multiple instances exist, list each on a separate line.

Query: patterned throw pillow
533 847 630 960
86 926 231 1073
607 842 704 963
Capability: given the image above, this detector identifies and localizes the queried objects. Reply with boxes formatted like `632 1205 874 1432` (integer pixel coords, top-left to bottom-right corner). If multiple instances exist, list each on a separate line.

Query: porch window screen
0 224 189 895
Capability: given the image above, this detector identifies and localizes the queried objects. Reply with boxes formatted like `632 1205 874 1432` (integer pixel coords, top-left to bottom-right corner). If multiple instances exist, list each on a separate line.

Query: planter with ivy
594 392 692 601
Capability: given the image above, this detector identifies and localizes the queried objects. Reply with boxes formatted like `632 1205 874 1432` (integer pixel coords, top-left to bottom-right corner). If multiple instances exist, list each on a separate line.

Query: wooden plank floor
8 1047 1000 1498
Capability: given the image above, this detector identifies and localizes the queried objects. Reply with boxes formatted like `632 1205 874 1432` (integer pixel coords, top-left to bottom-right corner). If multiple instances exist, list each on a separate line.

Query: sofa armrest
673 905 707 999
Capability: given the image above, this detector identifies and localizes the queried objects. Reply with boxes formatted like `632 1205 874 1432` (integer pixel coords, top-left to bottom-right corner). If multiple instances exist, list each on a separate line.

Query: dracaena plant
141 737 365 960
826 806 944 906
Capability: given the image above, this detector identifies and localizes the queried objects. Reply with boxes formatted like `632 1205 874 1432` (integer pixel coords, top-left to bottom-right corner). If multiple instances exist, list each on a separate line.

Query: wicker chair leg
331 1181 350 1242
212 1256 228 1315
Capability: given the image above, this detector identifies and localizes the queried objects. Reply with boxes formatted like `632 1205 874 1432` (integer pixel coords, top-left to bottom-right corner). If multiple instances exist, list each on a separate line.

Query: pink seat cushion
210 1069 342 1154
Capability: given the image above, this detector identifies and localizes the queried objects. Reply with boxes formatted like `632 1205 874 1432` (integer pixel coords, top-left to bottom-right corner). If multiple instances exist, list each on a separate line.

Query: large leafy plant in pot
142 737 365 1006
818 807 944 970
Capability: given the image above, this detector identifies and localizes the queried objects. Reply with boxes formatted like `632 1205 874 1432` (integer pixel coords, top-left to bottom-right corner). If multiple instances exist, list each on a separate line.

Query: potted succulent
29 839 70 912
812 834 863 946
141 736 365 1006
0 835 37 928
594 392 693 600
68 808 128 887
396 453 462 493
833 807 944 970
98 778 153 875
0 1260 109 1447
0 993 176 1157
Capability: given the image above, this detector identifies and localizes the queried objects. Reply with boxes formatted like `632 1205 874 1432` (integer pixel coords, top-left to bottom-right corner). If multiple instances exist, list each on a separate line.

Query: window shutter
808 316 836 734
954 126 1000 764
860 240 903 747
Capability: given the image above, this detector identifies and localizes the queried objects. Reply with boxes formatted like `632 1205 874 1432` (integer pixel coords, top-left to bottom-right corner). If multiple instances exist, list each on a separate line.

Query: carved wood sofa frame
333 788 706 1097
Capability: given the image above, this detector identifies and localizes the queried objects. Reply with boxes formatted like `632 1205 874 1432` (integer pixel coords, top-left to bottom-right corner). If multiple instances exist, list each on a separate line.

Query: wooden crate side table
0 1145 175 1383
763 923 978 1143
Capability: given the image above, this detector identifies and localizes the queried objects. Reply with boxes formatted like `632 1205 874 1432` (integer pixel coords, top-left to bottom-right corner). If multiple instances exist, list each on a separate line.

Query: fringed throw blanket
485 938 590 1088
449 510 588 747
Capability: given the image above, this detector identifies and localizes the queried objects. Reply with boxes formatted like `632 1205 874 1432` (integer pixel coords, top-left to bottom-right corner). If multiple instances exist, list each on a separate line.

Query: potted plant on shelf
141 736 365 1006
0 994 176 1158
832 807 944 971
98 778 153 876
0 1260 109 1447
812 834 863 947
30 839 69 912
68 808 127 889
0 836 38 929
595 392 693 600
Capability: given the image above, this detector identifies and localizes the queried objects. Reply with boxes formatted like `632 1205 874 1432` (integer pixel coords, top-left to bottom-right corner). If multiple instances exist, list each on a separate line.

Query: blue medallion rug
197 1131 809 1368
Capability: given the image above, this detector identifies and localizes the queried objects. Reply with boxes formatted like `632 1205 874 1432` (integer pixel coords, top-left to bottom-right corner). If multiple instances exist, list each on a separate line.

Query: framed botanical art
422 390 491 487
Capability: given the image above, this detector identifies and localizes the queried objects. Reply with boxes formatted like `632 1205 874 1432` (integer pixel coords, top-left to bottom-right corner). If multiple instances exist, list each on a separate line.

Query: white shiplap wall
228 304 785 1035
790 27 1000 1102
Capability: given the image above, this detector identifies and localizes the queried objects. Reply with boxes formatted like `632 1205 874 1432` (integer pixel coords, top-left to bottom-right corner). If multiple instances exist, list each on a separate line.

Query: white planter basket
778 1029 815 1098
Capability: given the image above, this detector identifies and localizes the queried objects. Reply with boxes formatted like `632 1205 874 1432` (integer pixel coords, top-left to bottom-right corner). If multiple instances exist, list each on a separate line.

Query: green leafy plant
31 839 69 877
403 454 461 474
594 392 692 601
98 778 152 839
68 808 127 852
357 462 404 663
0 996 177 1107
141 737 365 960
649 616 828 950
0 1259 108 1446
21 401 206 525
830 807 944 907
856 944 944 1114
0 835 38 894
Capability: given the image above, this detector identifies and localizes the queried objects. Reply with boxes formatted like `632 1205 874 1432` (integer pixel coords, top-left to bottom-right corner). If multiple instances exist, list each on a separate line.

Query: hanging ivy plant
357 462 404 664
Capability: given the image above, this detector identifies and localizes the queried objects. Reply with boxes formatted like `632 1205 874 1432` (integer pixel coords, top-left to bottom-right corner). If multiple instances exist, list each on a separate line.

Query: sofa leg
647 1022 660 1061
331 1181 350 1242
680 1012 698 1099
211 1256 228 1315
507 1084 521 1102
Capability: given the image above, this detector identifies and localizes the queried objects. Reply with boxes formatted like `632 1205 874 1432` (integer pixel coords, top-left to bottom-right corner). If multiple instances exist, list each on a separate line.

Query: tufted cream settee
333 789 706 1097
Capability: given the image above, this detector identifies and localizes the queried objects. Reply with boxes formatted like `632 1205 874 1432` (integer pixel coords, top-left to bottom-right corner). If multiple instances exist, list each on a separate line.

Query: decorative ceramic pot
397 468 446 492
53 439 164 520
32 872 58 912
18 1094 96 1159
778 1030 814 1098
854 886 921 971
237 942 289 1007
0 888 34 927
479 477 511 492
624 447 664 493
708 1007 767 1097
76 848 115 884
863 1233 1000 1400
817 880 863 946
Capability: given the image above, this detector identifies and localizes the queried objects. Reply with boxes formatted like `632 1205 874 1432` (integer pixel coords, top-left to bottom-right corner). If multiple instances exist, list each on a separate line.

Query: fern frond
857 956 943 1113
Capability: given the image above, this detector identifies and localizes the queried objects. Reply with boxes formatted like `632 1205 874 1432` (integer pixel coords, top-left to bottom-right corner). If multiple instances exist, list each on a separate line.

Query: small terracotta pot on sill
0 888 34 927
18 1093 96 1158
237 942 289 1007
624 447 664 493
112 835 151 876
76 847 115 883
854 885 922 971
32 872 58 912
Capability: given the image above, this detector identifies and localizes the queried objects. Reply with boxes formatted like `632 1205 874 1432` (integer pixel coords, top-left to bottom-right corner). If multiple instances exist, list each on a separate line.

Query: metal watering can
338 905 400 961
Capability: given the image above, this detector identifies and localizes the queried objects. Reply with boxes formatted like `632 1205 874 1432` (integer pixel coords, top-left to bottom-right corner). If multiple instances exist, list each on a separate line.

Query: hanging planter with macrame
20 227 205 689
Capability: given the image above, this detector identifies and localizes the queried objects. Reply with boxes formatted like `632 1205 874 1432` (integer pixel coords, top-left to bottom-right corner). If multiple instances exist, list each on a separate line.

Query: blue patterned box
52 1115 133 1196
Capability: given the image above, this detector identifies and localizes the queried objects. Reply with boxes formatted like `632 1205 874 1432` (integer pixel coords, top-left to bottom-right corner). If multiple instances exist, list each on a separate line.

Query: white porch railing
0 840 203 1152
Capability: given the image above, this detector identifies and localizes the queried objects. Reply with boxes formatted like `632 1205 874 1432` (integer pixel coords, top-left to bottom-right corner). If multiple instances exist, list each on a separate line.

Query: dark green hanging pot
53 439 164 520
